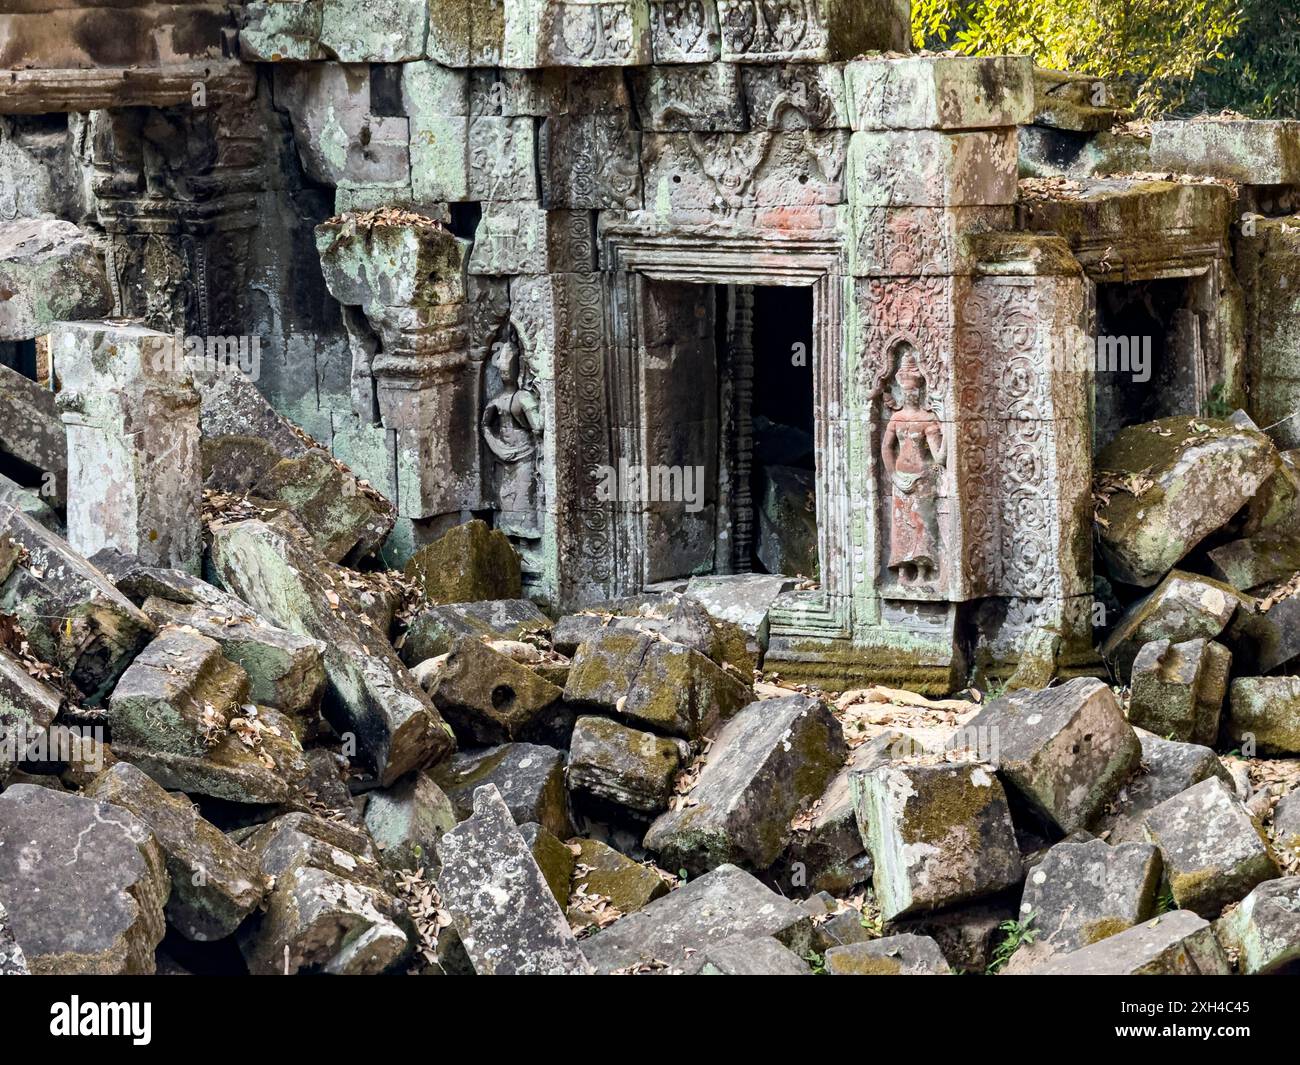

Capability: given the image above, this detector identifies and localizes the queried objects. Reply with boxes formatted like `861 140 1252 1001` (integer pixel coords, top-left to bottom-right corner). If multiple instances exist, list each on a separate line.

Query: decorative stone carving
630 63 748 133
483 327 545 539
844 56 1035 132
504 0 653 68
716 0 901 63
847 129 1019 208
740 63 849 130
540 114 642 210
649 0 721 63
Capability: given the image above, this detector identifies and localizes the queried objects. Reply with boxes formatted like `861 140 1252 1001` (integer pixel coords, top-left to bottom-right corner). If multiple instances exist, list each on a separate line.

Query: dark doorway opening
0 339 39 381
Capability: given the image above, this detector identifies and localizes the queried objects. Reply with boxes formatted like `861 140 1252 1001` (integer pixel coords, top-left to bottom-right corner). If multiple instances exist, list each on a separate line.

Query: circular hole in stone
491 685 516 711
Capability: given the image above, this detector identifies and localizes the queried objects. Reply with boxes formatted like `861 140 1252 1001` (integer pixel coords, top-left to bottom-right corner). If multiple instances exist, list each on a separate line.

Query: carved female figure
880 349 946 585
482 331 543 538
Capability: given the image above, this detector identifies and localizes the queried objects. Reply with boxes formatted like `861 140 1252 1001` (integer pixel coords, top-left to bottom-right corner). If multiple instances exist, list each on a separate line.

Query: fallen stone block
209 519 453 786
424 636 563 746
0 362 66 506
1025 909 1231 974
1208 529 1300 592
569 838 668 920
431 742 572 840
0 472 61 534
1227 677 1300 755
967 677 1141 834
364 772 458 874
0 507 154 702
1142 778 1280 918
812 910 873 952
1275 792 1300 856
85 761 269 942
1095 418 1279 587
1017 837 1162 961
1227 593 1300 673
437 785 593 975
565 629 753 740
399 598 552 664
243 811 386 888
1151 118 1300 185
567 714 689 818
0 785 169 974
1128 638 1230 746
520 822 575 905
1215 876 1300 974
890 899 1018 974
824 934 952 975
683 573 797 657
844 55 1034 131
699 937 811 975
644 695 847 875
581 863 813 974
0 219 110 341
404 520 522 604
0 645 61 785
854 763 1022 921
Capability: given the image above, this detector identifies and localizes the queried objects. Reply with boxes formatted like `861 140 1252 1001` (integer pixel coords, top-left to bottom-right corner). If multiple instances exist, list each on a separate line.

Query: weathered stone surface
699 936 811 975
502 0 652 68
0 362 65 505
404 520 522 604
1226 677 1300 756
570 837 668 916
425 636 563 745
629 63 747 132
757 464 818 577
581 863 813 974
567 714 690 817
0 471 61 533
432 742 572 840
854 763 1022 921
141 595 326 715
1216 876 1300 974
400 599 551 664
845 55 1033 131
1226 592 1300 674
1095 419 1280 588
437 785 592 975
1151 119 1300 185
741 63 848 130
209 519 453 786
0 506 154 702
468 202 597 275
1142 778 1279 918
319 0 426 62
85 762 268 942
715 0 905 62
0 645 61 785
683 573 797 656
1101 571 1248 682
0 785 169 974
1031 69 1132 133
1095 729 1233 844
565 630 753 740
1275 791 1300 856
1016 837 1161 961
240 0 327 61
824 934 952 975
519 822 575 905
0 899 27 975
1208 530 1300 592
847 129 1019 207
968 678 1141 834
364 772 458 874
1025 909 1231 975
540 113 642 209
0 219 110 340
645 695 846 875
890 899 1016 974
1129 638 1231 747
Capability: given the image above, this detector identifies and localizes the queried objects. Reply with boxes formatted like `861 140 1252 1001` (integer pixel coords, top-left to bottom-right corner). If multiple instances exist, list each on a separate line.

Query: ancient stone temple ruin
6 0 1300 982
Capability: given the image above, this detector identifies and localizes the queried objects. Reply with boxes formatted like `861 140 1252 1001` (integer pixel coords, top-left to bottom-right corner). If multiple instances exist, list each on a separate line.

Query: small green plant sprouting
1202 383 1235 421
804 950 827 975
986 913 1037 974
1156 884 1177 914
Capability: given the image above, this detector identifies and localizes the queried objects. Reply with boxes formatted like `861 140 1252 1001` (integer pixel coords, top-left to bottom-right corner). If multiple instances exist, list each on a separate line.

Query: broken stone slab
1031 69 1133 133
564 630 753 740
1275 791 1300 855
847 129 1019 207
404 520 522 605
85 761 269 942
844 55 1034 131
683 573 798 656
1095 729 1233 844
52 322 202 574
812 910 872 952
363 772 458 874
824 934 952 975
644 695 847 875
1016 837 1162 962
0 784 169 974
698 937 811 975
437 785 593 975
581 863 813 974
1095 418 1280 588
1215 876 1300 974
107 626 250 759
0 645 61 785
0 471 61 534
431 742 572 840
243 811 386 889
1226 593 1300 674
569 837 669 918
853 763 1023 922
520 822 575 905
1142 777 1280 918
209 519 453 786
1226 677 1300 756
1100 571 1248 682
0 506 154 702
0 219 110 341
967 677 1141 835
1208 529 1300 592
1024 909 1231 974
0 899 27 975
1151 119 1300 185
141 595 326 716
0 362 66 506
567 714 690 818
424 636 563 746
1129 638 1231 747
399 598 552 664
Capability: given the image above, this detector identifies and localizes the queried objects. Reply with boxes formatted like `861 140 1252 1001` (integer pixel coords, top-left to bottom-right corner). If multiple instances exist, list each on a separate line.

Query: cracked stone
431 741 572 841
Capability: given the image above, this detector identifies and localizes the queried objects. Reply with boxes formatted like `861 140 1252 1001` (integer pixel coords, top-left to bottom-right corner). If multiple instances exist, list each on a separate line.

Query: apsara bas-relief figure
482 328 543 540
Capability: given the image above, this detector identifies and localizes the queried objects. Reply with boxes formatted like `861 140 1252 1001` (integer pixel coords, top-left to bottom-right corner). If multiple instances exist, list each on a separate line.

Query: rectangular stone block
504 0 652 68
1151 119 1300 186
241 0 326 62
468 117 539 202
848 205 1013 276
716 0 906 62
469 203 597 275
847 129 1019 207
540 113 642 210
649 0 721 63
741 63 848 130
320 0 427 62
845 55 1034 131
629 63 747 133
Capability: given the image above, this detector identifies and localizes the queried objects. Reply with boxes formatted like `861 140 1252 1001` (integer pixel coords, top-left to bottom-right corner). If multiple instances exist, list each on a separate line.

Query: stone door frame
601 229 854 640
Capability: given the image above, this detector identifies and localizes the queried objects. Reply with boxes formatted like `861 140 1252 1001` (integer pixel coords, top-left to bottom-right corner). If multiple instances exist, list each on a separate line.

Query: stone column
51 321 202 573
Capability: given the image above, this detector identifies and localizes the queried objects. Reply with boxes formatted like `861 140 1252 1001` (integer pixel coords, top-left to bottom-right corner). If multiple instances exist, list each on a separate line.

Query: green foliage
804 950 828 974
1183 1 1300 117
1156 883 1177 913
985 913 1038 974
911 0 1245 113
